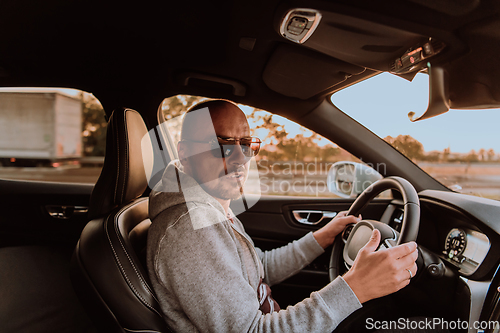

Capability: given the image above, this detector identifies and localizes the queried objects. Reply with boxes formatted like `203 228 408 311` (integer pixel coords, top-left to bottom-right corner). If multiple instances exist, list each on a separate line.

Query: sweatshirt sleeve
254 232 325 286
152 205 361 333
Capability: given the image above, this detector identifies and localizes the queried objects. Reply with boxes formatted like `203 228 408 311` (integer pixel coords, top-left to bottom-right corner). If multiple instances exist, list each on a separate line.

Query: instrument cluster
442 228 490 275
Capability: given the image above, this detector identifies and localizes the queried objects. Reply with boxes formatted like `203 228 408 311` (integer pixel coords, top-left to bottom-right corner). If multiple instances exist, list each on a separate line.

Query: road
1 163 499 200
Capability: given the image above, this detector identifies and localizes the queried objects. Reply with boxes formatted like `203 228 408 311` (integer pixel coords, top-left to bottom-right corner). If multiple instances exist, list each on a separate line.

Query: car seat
71 107 172 333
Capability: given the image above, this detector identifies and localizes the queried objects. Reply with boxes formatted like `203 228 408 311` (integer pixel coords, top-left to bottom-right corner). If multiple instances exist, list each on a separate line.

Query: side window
0 88 106 184
246 110 362 198
160 95 384 198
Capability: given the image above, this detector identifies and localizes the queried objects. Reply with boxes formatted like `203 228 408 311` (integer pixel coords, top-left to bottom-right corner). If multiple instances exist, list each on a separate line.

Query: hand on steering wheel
312 211 362 249
343 229 418 303
329 176 420 303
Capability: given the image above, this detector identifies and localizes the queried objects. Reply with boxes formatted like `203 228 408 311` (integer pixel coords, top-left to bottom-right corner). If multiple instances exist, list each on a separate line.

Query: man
146 100 418 332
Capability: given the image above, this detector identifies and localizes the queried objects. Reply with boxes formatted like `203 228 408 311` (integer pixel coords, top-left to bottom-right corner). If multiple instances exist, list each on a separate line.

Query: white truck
0 91 82 166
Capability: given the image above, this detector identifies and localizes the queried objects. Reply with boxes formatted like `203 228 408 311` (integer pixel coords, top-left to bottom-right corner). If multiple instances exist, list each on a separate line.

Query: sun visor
263 44 365 99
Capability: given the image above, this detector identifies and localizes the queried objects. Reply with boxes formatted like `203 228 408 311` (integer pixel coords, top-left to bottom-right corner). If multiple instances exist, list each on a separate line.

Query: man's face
178 103 252 200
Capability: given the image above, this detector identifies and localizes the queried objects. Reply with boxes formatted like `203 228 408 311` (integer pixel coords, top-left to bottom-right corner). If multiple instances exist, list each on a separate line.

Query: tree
478 148 486 161
465 150 479 163
442 147 450 162
384 135 424 161
160 95 207 143
81 92 106 156
161 95 206 120
248 110 289 143
249 111 340 162
487 148 496 162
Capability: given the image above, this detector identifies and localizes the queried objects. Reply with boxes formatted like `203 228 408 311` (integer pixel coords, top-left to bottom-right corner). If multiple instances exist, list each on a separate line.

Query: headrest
88 108 150 220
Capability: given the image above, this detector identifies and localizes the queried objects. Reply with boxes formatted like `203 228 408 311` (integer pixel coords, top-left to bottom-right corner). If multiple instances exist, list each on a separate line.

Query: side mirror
327 161 383 198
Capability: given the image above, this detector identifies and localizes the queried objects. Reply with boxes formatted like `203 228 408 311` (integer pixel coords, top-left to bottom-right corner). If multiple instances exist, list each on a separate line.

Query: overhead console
264 6 454 100
278 7 446 72
390 39 445 74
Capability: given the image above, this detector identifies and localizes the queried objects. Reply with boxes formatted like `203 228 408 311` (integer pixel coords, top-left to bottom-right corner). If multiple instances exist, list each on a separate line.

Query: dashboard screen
462 230 489 264
443 228 490 275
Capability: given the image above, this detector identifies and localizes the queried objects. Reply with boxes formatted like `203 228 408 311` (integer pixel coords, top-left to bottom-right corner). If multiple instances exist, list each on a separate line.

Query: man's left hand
313 211 361 249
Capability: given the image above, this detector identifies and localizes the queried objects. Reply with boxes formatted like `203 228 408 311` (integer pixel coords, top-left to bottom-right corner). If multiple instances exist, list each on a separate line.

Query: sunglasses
182 136 261 158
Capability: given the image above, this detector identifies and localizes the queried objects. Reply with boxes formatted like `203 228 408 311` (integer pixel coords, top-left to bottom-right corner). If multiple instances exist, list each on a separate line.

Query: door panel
0 179 93 247
0 178 97 332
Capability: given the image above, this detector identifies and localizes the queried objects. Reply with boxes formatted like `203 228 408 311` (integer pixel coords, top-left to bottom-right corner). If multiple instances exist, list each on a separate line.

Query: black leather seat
71 108 171 333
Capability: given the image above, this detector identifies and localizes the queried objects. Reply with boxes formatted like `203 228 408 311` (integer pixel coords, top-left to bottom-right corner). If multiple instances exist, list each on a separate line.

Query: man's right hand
342 229 418 304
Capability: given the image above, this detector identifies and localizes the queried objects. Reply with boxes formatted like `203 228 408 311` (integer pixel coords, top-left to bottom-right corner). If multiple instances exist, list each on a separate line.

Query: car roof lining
263 44 366 100
1 0 500 120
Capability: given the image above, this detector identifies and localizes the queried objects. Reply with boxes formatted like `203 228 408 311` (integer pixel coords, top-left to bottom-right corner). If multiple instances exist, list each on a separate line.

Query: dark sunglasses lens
240 145 253 157
222 146 234 157
217 145 250 158
212 138 261 158
209 143 234 158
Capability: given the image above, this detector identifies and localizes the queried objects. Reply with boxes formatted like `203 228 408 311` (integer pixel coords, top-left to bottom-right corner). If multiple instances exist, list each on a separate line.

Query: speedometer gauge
445 228 467 262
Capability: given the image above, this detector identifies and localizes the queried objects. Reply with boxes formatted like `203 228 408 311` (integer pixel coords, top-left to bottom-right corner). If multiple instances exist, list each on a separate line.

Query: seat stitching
115 200 161 302
123 328 163 333
123 329 163 333
105 215 146 305
114 115 120 203
105 201 162 315
121 109 130 203
114 202 161 304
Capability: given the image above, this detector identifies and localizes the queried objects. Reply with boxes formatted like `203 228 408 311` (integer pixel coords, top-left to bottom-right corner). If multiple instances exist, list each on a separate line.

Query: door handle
292 210 337 225
45 205 88 220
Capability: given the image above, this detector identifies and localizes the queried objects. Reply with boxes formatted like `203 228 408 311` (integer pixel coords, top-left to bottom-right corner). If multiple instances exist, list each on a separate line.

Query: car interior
1 0 500 332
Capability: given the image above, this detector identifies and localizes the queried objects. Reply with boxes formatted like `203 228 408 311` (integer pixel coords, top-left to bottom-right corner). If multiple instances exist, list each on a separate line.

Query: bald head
180 100 249 141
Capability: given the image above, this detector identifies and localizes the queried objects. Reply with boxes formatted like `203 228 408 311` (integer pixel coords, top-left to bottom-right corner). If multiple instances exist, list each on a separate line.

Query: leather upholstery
71 108 171 332
88 108 150 220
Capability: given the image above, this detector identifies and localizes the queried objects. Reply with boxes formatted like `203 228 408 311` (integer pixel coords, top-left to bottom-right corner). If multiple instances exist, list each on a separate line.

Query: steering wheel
329 176 420 281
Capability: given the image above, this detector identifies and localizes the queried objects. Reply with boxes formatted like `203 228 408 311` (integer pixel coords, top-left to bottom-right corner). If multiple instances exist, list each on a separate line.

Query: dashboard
377 189 500 333
382 190 499 280
417 190 500 281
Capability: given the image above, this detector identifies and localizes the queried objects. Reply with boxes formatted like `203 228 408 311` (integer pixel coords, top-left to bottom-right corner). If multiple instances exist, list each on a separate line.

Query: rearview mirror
327 161 383 198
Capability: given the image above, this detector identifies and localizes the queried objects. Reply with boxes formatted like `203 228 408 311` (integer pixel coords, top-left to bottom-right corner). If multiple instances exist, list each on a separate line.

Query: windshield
331 72 500 201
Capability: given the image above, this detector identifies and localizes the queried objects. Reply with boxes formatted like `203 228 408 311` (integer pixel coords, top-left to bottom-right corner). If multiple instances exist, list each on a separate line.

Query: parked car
1 0 500 332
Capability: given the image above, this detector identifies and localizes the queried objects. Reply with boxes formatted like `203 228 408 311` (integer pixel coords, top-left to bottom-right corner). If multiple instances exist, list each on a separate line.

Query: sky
330 73 500 153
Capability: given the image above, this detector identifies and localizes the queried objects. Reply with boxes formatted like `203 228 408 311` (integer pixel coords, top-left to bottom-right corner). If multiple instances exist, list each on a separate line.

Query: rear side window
0 88 106 184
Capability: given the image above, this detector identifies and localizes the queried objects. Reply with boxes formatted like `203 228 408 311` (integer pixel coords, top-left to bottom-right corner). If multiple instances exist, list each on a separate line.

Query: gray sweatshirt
147 161 362 332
